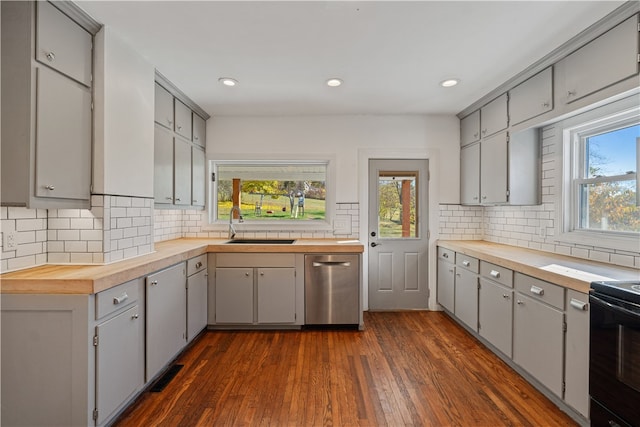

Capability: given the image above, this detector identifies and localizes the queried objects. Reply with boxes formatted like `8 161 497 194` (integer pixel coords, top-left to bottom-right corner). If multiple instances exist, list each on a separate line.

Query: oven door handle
590 294 640 319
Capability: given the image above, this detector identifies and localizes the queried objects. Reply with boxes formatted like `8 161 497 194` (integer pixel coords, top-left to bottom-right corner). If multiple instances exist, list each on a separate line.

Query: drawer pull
530 286 544 296
490 270 500 279
131 313 139 320
516 300 524 305
150 280 158 286
570 298 588 311
442 253 449 259
45 52 55 62
195 261 203 269
113 293 128 305
502 294 510 299
462 260 470 267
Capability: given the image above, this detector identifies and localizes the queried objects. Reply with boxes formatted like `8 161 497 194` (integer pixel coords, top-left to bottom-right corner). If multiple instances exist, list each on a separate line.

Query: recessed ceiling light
219 77 238 87
326 78 343 87
440 78 460 88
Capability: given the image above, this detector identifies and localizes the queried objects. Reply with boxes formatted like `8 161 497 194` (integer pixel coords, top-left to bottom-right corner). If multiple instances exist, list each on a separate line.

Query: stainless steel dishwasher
304 254 359 325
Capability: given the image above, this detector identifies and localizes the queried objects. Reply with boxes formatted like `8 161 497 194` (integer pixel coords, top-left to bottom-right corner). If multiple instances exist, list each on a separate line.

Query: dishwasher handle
312 261 352 267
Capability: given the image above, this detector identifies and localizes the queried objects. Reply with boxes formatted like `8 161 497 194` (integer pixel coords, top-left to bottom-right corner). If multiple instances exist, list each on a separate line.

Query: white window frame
205 158 335 233
556 95 640 252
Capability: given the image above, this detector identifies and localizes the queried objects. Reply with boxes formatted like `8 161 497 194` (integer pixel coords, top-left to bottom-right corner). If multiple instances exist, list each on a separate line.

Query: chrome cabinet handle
260 272 264 276
530 286 544 296
448 269 454 274
570 298 588 311
542 102 550 107
462 260 470 267
567 90 576 97
473 133 479 139
193 199 198 203
150 280 158 286
482 129 487 135
502 294 510 299
194 136 199 140
165 196 173 200
195 262 203 269
44 185 55 190
456 273 461 277
175 198 181 202
442 253 449 259
490 270 500 279
45 52 55 61
131 314 139 320
113 293 128 305
245 272 250 277
482 195 487 200
177 125 183 130
516 300 524 305
167 119 173 125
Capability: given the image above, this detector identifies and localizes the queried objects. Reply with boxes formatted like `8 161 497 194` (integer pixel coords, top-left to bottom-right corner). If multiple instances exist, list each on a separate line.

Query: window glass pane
585 124 639 178
216 163 326 221
578 180 639 232
377 172 418 238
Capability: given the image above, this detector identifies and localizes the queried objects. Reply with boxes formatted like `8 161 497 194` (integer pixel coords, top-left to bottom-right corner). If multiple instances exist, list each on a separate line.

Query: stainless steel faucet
229 205 243 239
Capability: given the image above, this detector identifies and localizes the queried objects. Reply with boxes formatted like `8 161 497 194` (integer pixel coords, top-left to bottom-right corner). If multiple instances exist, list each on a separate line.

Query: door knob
370 231 376 237
371 242 381 247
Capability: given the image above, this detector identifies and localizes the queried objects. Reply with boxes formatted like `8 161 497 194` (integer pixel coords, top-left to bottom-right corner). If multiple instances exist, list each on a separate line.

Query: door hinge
211 172 216 182
294 270 297 277
427 230 431 240
637 53 640 63
562 381 566 394
93 335 98 346
427 170 431 181
562 321 567 333
477 322 481 330
93 409 98 421
91 102 94 111
477 282 481 290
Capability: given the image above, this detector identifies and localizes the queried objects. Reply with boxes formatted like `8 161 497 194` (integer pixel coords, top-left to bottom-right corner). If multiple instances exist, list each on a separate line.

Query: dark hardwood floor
114 311 577 426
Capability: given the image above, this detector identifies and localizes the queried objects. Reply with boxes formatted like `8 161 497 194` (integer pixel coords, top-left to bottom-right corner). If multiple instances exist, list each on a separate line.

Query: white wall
93 26 155 198
207 115 460 203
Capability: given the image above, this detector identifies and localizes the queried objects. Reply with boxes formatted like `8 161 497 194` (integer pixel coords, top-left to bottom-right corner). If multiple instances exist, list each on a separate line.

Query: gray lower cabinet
146 263 187 381
187 255 208 341
257 268 296 324
215 267 255 324
437 248 455 313
454 254 479 332
513 274 565 398
478 277 514 358
564 290 590 418
1 1 93 208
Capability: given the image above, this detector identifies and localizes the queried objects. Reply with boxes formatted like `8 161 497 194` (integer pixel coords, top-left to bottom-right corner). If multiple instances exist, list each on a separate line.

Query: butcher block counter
438 240 639 293
0 238 364 295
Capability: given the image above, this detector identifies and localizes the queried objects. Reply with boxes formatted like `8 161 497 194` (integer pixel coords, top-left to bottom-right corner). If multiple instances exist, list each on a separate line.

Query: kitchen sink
225 239 296 244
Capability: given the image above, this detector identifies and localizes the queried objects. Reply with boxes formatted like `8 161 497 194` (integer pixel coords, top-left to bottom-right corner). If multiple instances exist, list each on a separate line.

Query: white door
368 159 429 310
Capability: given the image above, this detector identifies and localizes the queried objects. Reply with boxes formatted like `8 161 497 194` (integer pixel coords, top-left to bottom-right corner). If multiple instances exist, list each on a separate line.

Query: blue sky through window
587 124 639 177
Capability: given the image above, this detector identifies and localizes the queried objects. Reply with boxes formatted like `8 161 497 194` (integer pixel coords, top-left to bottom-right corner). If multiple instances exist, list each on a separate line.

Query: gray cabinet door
215 268 254 324
460 143 480 205
187 269 208 342
437 259 455 312
95 305 143 425
174 139 191 206
509 67 552 126
154 125 174 204
513 293 564 397
192 147 205 207
36 1 92 87
192 114 206 148
174 99 192 140
257 268 296 324
480 132 508 204
564 290 590 417
454 267 478 332
562 15 638 104
480 93 508 138
478 278 513 358
146 263 186 381
154 83 173 129
35 67 91 200
460 110 480 147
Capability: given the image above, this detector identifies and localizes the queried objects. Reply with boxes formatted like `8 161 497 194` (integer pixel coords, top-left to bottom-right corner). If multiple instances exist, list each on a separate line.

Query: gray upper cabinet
460 143 480 205
192 148 206 207
174 99 193 140
460 110 481 147
174 139 192 206
480 132 508 204
193 114 206 148
36 1 92 87
480 94 508 138
1 1 93 209
154 125 174 204
154 83 174 130
509 67 553 126
35 67 91 200
561 14 639 104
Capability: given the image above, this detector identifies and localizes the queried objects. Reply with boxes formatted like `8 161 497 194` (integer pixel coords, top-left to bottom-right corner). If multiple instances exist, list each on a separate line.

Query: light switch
333 215 352 235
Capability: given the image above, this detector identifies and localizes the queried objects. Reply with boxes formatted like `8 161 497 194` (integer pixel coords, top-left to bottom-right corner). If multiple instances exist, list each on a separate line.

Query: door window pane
377 172 418 238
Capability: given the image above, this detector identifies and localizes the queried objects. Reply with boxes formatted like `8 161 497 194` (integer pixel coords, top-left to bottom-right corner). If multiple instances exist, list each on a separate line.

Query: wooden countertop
0 238 364 295
437 240 639 293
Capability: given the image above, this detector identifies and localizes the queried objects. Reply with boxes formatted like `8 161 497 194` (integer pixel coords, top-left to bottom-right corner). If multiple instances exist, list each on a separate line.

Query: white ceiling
76 1 625 117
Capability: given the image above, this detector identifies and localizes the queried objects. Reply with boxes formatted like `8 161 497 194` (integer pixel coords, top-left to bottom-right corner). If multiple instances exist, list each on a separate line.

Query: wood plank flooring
114 312 577 426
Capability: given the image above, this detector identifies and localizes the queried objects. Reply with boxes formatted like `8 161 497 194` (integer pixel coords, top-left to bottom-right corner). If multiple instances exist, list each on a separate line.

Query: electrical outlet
4 231 18 250
539 227 546 238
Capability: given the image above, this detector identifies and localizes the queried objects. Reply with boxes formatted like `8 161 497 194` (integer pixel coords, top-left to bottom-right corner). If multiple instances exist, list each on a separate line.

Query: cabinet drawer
438 247 455 262
36 1 92 87
187 254 207 276
514 273 564 310
480 261 513 288
96 278 141 320
455 253 479 273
